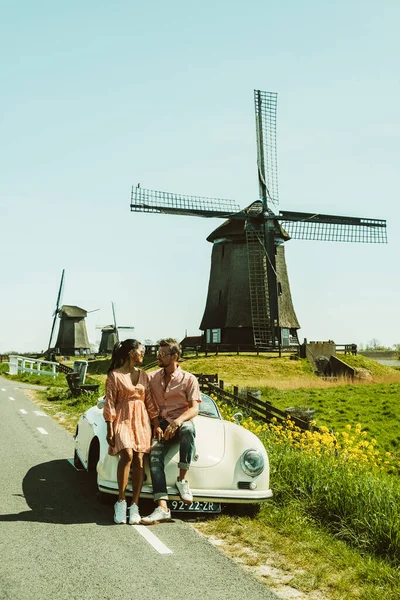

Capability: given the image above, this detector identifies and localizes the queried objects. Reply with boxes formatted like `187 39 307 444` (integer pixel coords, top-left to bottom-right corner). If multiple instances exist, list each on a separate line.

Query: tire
73 449 84 470
87 438 103 502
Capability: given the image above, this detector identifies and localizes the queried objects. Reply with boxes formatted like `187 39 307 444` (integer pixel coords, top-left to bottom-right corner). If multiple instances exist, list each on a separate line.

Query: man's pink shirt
148 365 201 422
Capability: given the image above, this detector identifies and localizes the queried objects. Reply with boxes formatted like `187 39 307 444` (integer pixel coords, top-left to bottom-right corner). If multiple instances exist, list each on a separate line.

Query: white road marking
1 388 6 391
33 411 47 417
19 409 28 414
37 427 48 435
133 525 173 554
8 396 15 401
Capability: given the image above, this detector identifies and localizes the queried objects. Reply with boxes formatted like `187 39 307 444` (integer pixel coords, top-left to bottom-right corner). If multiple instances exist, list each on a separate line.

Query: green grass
179 352 316 387
256 383 400 455
196 509 400 599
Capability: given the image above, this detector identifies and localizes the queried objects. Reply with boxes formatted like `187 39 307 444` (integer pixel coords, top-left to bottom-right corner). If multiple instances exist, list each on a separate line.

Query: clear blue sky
1 0 399 352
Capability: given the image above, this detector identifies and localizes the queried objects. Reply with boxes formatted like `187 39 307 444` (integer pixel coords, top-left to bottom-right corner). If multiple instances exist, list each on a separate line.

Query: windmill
47 269 65 355
54 305 96 356
97 302 134 354
130 90 387 349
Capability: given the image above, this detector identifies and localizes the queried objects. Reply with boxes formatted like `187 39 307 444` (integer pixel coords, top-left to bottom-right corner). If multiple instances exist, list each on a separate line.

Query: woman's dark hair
107 339 142 373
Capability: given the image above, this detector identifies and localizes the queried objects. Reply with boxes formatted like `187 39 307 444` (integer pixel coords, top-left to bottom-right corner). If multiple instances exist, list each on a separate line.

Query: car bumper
98 480 273 504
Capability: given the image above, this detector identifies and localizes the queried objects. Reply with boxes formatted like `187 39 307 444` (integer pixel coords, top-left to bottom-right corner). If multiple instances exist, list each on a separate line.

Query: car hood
190 415 225 467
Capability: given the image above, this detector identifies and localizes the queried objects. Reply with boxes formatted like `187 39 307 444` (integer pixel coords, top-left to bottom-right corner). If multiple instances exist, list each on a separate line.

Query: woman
103 339 160 525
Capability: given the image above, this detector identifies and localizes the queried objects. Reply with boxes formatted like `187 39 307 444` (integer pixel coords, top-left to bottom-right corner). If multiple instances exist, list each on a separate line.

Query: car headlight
240 449 264 477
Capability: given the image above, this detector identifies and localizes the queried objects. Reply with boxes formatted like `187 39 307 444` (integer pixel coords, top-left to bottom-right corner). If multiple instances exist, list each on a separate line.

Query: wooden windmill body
55 305 91 355
97 302 134 354
131 90 387 350
98 326 118 354
200 218 300 346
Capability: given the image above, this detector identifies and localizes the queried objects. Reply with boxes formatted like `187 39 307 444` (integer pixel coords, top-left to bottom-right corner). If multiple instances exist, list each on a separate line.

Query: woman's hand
106 422 115 447
154 426 164 441
106 432 115 447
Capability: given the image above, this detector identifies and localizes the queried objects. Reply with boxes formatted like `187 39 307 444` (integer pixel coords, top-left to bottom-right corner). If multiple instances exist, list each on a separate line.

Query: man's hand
164 420 181 441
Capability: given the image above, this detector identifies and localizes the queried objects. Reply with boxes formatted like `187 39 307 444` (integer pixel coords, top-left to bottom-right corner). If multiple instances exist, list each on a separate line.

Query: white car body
74 393 272 506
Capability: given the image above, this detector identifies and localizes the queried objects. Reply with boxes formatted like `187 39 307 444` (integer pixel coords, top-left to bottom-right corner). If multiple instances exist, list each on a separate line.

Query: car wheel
73 449 84 470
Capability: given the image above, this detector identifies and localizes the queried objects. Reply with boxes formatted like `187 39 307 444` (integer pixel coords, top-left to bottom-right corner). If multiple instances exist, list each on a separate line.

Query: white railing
8 355 59 378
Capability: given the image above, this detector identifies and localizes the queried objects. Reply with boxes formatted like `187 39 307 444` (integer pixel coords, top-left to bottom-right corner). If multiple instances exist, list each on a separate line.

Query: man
141 338 201 525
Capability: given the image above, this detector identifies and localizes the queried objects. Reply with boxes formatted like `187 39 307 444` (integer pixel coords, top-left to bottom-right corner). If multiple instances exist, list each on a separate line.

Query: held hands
164 419 181 441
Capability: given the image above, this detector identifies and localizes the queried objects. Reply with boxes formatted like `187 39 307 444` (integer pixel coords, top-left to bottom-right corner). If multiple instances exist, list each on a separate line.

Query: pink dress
103 370 159 455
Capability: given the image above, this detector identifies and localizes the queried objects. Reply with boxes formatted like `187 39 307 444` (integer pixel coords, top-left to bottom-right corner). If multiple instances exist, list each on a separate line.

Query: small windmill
130 90 387 349
97 302 134 354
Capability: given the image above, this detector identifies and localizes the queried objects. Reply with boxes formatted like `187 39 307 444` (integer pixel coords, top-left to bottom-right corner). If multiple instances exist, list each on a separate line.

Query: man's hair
158 338 181 358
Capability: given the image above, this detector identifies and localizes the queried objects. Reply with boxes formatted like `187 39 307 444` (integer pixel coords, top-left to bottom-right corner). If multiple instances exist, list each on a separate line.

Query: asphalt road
0 375 278 600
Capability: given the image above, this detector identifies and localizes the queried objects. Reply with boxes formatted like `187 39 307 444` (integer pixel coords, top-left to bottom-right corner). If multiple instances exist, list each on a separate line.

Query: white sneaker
176 478 193 504
141 506 171 525
128 503 141 525
114 499 127 524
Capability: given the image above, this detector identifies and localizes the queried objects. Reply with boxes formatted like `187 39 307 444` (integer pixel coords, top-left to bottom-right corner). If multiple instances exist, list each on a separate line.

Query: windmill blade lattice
131 185 241 218
278 211 387 243
254 90 279 208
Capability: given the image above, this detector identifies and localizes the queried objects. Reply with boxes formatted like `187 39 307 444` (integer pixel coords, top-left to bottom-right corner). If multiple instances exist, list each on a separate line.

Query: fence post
265 401 272 423
219 379 224 402
246 391 251 409
233 385 238 399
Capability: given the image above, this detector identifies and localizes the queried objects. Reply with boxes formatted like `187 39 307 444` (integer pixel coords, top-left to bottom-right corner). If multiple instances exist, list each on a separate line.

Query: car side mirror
97 396 105 409
233 412 243 425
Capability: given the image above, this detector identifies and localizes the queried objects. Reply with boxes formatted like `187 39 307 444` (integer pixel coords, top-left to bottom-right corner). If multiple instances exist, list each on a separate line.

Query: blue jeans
150 419 196 501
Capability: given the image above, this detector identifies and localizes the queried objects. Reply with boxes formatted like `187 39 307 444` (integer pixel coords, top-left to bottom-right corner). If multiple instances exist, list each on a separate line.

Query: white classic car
74 392 272 514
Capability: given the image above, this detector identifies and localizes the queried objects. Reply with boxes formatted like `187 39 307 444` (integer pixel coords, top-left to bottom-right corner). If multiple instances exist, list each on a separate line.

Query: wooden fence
196 373 317 432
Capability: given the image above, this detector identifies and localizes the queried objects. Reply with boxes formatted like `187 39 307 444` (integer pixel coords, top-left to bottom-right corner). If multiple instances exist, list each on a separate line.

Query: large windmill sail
130 90 387 349
47 269 65 352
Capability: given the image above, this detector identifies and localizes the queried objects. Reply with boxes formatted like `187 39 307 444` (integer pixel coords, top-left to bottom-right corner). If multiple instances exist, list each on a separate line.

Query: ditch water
375 359 400 367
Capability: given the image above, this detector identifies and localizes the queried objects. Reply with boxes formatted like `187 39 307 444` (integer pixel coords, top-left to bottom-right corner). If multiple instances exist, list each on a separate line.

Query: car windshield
198 393 220 419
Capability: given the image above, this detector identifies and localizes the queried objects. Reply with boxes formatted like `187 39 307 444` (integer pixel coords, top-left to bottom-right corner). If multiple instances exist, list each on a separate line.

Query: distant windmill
97 302 134 354
47 269 99 356
47 269 65 354
130 90 387 349
54 306 100 356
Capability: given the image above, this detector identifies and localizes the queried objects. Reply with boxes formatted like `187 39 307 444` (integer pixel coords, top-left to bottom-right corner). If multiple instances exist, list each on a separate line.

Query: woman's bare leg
130 452 144 506
117 448 133 501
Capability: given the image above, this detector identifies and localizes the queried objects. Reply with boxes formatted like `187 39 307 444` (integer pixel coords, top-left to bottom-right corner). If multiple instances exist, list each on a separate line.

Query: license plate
168 500 221 513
